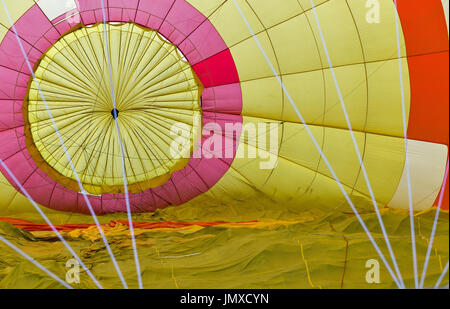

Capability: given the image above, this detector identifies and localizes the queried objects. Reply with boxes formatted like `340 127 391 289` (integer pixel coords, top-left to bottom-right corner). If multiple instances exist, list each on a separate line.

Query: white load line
393 0 418 288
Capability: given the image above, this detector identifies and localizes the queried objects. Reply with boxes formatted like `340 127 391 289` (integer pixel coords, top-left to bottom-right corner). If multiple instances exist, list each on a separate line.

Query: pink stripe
183 21 227 65
202 84 243 115
169 164 210 194
169 178 203 204
12 5 53 47
0 67 25 100
23 169 55 207
108 0 139 9
76 0 106 25
34 28 60 53
147 15 164 30
164 0 205 37
108 7 123 22
80 11 96 25
77 0 102 11
188 158 232 189
49 185 79 213
0 100 24 131
0 128 25 161
54 18 78 35
129 193 165 212
0 31 37 73
138 0 175 20
153 181 182 205
109 0 138 22
134 10 150 27
100 196 131 214
159 22 184 45
2 150 35 185
94 9 107 23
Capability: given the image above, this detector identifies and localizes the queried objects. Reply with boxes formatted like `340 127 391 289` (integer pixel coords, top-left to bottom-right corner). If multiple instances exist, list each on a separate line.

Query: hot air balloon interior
0 0 448 289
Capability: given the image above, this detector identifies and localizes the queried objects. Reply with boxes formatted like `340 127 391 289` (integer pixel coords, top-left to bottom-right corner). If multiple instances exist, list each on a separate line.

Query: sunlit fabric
0 0 448 290
0 0 448 215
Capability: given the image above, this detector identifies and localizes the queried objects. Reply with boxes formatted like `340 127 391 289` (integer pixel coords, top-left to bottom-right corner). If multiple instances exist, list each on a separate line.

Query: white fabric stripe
389 140 448 210
34 0 77 21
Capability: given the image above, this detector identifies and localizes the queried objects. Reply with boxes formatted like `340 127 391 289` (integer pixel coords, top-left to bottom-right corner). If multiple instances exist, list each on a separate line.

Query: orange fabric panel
396 0 449 57
396 0 449 209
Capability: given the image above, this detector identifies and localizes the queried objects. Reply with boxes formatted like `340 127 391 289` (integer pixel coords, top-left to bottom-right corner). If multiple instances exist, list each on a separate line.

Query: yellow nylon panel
229 117 282 188
365 58 410 136
230 31 280 81
354 133 406 204
267 14 323 75
346 0 408 62
241 77 283 120
318 127 366 188
278 122 324 172
323 64 367 131
281 71 326 126
297 0 330 11
207 0 264 47
0 24 7 42
261 157 318 204
0 173 20 213
229 0 410 138
210 0 411 212
305 0 365 68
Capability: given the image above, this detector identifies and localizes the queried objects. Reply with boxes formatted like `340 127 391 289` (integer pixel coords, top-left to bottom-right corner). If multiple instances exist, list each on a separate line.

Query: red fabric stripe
192 49 240 88
396 0 449 209
0 217 258 232
405 52 449 145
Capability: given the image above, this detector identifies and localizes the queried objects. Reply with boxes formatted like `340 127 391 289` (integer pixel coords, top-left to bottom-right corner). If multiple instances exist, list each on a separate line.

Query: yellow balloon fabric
188 0 411 214
0 0 448 291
